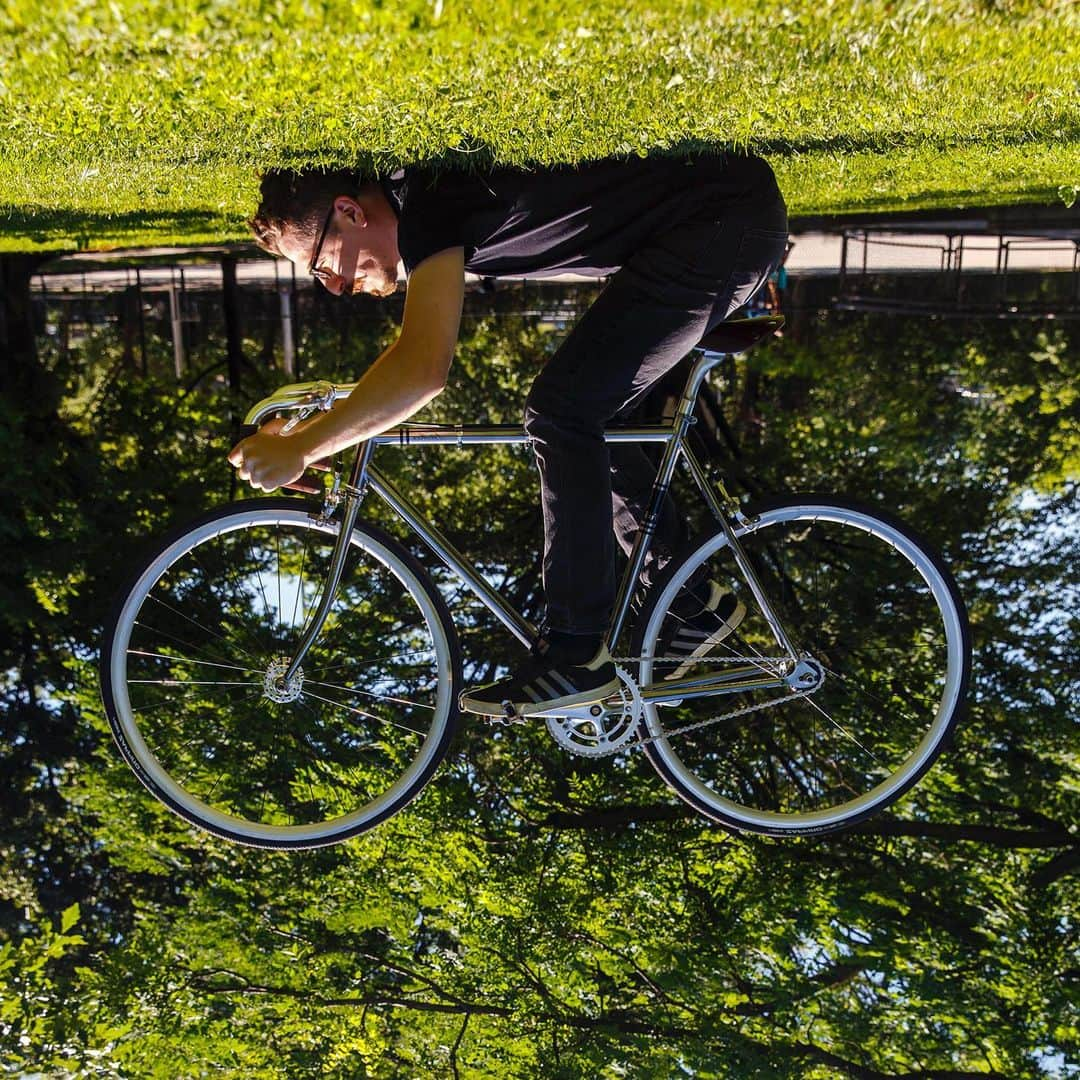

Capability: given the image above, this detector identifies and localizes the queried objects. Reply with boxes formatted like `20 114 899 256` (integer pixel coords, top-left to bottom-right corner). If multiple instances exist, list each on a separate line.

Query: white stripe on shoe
663 600 747 681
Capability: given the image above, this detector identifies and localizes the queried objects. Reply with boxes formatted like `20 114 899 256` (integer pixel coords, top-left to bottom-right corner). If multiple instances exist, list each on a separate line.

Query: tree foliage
1 276 1076 1077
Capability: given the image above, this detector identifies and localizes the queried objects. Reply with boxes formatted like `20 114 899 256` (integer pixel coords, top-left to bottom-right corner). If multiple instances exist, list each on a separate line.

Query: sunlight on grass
1 0 1076 249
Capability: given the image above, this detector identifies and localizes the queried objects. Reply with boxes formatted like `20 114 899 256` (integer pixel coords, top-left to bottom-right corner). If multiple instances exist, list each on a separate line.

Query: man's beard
352 265 397 297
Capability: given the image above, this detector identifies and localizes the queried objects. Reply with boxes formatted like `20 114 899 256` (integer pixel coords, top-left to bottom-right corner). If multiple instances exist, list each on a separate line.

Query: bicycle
100 314 971 849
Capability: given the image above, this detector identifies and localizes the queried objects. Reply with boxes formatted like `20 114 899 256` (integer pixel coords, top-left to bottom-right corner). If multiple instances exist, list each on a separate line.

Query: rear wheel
101 499 461 849
632 497 970 835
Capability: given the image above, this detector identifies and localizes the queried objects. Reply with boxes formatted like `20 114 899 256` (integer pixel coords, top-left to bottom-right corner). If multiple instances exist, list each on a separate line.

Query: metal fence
836 230 1080 318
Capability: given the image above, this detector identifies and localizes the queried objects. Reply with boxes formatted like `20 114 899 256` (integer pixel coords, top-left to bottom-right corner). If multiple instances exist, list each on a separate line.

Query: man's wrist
290 419 326 468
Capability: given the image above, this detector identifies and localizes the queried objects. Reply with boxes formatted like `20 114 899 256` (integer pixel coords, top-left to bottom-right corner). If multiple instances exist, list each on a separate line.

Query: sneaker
459 640 620 718
657 580 745 681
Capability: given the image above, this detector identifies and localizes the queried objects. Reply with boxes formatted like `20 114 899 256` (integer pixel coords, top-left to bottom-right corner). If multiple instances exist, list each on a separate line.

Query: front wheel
101 499 461 849
632 496 970 836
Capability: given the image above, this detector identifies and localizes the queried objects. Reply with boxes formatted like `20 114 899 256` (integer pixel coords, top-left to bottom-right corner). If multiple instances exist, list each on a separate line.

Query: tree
1 282 1076 1077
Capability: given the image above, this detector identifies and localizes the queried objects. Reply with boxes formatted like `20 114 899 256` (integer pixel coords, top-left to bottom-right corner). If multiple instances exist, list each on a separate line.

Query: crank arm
527 699 616 721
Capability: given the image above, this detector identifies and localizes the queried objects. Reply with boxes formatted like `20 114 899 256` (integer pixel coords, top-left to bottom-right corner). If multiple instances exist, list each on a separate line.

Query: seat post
676 349 726 425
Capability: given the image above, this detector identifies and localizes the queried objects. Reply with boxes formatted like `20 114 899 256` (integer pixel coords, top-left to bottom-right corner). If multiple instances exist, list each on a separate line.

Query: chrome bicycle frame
246 350 801 703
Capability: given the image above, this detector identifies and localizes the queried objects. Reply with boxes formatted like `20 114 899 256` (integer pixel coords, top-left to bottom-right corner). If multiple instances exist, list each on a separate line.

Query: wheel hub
786 657 824 693
263 656 305 703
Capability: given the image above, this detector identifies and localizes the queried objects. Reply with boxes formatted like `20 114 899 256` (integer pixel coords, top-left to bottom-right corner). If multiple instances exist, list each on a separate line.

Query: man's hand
228 418 310 492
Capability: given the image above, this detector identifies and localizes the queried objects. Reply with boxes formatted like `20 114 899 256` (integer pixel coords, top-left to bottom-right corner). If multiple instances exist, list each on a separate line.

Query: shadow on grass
262 137 1071 231
273 125 1079 173
0 205 235 251
802 185 1073 218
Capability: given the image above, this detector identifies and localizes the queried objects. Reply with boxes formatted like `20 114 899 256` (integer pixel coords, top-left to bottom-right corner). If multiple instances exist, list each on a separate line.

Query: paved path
33 230 1079 294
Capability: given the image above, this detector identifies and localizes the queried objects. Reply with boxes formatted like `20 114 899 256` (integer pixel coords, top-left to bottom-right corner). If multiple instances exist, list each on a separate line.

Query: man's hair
248 168 382 258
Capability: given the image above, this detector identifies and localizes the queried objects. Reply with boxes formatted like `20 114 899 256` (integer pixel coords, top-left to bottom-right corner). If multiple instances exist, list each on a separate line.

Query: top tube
244 383 676 445
244 343 731 432
369 425 674 447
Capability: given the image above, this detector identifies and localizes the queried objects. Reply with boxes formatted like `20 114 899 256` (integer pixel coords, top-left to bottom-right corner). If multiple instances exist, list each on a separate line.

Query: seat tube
606 352 721 649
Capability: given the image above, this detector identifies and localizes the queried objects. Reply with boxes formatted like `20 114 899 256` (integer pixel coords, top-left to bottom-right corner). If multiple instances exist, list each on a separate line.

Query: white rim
108 507 453 844
640 503 966 831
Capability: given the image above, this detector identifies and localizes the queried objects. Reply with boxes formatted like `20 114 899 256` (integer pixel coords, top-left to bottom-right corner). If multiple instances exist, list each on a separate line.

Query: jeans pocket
721 226 789 313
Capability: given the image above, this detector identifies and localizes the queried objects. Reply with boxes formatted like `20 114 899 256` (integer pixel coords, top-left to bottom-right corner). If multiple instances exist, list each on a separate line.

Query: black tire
100 498 462 849
631 495 971 836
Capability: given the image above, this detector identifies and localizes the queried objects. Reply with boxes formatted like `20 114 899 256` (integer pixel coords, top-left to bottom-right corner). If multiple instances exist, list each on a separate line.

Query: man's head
249 169 401 298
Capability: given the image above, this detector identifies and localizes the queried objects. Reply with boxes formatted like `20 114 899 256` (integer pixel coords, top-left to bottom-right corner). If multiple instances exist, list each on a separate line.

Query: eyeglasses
307 202 336 285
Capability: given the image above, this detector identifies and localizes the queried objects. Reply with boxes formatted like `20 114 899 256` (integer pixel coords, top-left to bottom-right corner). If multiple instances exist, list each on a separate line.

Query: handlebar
243 380 358 429
238 381 356 496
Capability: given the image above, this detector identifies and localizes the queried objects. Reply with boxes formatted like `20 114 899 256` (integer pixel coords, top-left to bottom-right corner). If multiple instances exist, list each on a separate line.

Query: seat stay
603 355 719 650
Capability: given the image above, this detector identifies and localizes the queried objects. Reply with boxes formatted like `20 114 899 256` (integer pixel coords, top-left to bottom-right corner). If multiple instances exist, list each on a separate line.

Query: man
235 152 788 717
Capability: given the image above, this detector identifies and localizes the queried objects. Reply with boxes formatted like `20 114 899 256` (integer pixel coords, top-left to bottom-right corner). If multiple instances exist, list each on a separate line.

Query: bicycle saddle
695 314 784 355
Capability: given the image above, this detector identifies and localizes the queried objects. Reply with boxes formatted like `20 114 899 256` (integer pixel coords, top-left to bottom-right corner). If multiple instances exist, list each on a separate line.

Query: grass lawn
1 0 1077 252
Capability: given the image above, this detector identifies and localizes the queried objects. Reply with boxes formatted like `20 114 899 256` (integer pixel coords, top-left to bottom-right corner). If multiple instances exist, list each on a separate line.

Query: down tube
366 466 538 648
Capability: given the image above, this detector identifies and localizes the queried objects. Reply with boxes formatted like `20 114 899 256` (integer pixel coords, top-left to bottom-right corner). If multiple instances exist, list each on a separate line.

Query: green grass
1 0 1077 252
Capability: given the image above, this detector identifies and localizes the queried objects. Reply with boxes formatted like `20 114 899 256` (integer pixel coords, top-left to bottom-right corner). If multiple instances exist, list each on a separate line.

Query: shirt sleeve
396 169 471 275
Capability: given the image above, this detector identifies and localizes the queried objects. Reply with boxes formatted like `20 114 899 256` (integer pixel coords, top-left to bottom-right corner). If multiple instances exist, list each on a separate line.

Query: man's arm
229 247 466 490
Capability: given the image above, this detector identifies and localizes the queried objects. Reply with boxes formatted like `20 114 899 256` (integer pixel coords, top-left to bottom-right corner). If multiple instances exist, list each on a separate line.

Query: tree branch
187 971 1012 1077
788 1041 1011 1080
843 820 1075 849
1031 847 1080 889
537 803 693 829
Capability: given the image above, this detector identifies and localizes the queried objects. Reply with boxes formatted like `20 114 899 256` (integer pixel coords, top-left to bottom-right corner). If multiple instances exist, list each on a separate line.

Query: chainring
545 665 644 758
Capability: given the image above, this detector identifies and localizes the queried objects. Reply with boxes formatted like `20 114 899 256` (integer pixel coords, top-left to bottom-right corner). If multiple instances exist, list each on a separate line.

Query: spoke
172 690 273 791
302 690 428 737
151 734 204 771
305 678 437 711
304 648 436 675
714 633 779 673
133 698 189 716
291 533 310 629
128 679 264 688
300 605 428 655
131 684 220 714
133 619 258 673
799 694 882 764
202 769 229 804
189 547 276 656
276 532 283 637
128 650 262 674
146 593 262 664
818 661 929 729
295 700 374 805
245 533 275 628
291 538 345 646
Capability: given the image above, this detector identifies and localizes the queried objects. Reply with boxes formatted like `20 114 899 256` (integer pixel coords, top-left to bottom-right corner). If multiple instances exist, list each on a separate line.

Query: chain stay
611 654 793 665
607 652 812 755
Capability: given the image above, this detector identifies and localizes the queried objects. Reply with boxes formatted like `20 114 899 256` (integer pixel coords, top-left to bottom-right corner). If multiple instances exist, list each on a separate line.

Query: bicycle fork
278 441 375 688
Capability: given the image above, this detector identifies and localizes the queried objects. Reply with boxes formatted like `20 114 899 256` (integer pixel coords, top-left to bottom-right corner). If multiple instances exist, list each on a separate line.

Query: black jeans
523 154 788 636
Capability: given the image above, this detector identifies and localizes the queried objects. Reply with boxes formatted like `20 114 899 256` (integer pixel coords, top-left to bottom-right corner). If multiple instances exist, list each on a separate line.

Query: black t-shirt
379 152 778 278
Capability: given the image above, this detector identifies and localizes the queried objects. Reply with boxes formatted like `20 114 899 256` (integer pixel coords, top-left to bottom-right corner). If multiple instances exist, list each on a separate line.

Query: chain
611 654 793 666
627 685 815 753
